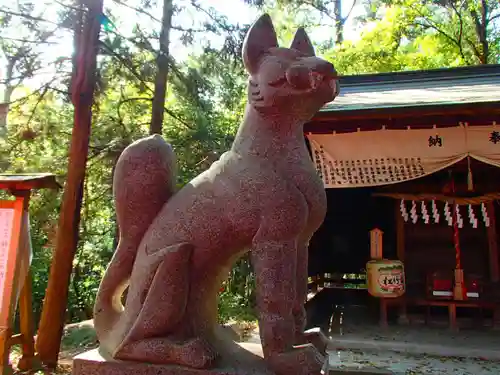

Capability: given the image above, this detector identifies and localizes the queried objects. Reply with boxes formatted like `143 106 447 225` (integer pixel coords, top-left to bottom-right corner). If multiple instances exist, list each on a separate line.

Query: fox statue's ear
242 14 279 74
290 27 315 57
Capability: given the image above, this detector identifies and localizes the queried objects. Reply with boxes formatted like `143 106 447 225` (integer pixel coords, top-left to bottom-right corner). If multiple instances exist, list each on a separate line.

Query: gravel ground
327 349 500 375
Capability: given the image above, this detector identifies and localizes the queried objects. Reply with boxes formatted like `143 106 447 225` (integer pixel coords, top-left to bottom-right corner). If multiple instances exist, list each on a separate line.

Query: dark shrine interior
305 158 500 329
308 158 500 277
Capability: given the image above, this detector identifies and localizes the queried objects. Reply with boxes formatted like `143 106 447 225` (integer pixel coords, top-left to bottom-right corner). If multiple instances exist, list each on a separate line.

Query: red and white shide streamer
455 204 463 229
432 200 440 224
445 202 452 226
421 201 430 224
481 203 490 227
400 199 409 222
468 204 478 229
398 200 491 228
410 200 418 224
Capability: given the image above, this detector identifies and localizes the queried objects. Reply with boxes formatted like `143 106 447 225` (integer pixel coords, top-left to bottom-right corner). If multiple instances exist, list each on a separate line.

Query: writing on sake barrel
366 259 405 298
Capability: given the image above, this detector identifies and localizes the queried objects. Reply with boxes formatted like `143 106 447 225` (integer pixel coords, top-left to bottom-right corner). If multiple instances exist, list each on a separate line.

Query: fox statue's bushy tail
93 134 177 351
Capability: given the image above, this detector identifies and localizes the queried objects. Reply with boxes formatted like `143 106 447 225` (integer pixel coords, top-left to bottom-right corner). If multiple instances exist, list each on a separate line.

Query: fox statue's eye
286 65 312 90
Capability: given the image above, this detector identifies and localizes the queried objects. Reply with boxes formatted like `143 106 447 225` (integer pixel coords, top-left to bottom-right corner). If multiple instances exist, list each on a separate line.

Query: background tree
363 0 500 64
36 0 104 366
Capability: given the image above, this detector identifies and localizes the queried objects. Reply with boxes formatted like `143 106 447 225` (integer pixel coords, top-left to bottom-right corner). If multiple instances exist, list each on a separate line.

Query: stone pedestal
73 343 273 375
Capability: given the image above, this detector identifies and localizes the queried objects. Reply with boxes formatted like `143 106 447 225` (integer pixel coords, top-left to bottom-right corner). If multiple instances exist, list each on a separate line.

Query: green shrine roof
321 64 500 113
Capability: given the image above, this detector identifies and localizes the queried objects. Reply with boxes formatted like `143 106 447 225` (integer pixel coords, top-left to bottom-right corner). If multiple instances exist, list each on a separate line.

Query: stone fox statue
93 13 339 375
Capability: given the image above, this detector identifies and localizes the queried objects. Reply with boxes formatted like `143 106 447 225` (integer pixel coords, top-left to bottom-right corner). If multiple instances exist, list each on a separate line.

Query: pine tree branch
25 84 51 128
414 16 470 64
343 0 358 23
189 0 239 34
0 8 62 27
489 13 500 22
111 0 162 23
0 36 59 45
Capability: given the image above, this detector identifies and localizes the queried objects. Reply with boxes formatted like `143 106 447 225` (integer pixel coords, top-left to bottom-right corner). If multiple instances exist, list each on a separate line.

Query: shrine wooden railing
307 272 368 301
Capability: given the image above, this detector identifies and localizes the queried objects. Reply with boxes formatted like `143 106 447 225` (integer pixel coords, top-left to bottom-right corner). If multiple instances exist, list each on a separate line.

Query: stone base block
73 343 273 375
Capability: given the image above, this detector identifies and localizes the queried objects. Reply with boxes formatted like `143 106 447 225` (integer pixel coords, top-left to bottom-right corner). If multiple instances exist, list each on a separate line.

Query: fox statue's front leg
293 240 329 355
251 208 325 375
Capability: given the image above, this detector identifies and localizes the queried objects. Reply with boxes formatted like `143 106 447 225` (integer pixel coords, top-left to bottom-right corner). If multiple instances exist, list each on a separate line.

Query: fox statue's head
242 14 339 123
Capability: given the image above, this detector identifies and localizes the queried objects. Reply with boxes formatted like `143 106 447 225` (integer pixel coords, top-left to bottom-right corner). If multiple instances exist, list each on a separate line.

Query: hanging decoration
410 200 418 224
421 201 430 224
481 203 490 227
467 156 474 191
432 200 440 224
400 199 409 222
445 202 453 226
455 204 464 228
374 192 500 205
396 198 491 229
450 173 466 301
308 124 500 189
468 205 478 229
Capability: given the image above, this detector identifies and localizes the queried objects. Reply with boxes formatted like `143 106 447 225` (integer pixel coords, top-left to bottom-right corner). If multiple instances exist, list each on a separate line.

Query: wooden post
486 202 500 329
13 192 37 371
396 201 405 263
35 0 104 367
486 202 499 283
0 175 58 374
0 198 25 375
369 228 383 259
395 200 409 325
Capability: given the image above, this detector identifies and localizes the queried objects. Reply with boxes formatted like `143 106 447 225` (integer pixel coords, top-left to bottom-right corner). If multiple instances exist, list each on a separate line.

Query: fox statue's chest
286 162 327 225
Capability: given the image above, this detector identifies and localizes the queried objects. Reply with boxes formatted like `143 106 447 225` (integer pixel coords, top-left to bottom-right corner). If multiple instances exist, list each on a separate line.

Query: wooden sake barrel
366 259 405 298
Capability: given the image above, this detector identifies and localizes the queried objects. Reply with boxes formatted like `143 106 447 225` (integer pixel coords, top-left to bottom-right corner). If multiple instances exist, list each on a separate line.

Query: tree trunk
468 0 490 64
150 0 174 135
35 0 103 367
0 59 16 136
334 0 343 44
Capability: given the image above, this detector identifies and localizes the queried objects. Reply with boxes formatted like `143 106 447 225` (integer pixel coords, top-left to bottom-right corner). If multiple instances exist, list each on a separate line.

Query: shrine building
304 63 500 332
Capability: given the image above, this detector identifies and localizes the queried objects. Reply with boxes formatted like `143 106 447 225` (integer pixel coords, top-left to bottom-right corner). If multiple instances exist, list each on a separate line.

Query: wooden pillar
487 202 499 283
395 200 409 325
486 203 500 330
0 328 12 375
16 271 37 371
14 191 37 371
0 175 58 375
379 298 388 329
0 198 24 375
396 201 405 263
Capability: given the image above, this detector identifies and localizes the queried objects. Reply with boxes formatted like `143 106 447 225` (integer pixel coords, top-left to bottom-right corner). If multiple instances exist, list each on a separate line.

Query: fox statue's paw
267 344 325 375
179 337 219 369
115 336 218 369
296 328 329 355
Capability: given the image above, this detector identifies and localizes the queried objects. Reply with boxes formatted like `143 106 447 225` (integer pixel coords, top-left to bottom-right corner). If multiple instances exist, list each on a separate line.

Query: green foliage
327 6 467 74
218 291 257 324
61 324 98 351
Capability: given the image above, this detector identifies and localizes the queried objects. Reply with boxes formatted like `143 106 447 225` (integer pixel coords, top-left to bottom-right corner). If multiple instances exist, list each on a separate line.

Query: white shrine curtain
307 124 500 189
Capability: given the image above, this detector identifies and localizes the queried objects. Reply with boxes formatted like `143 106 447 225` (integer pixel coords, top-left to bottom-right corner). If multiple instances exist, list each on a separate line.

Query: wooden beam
305 111 499 134
0 174 60 191
487 202 499 283
310 101 500 123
